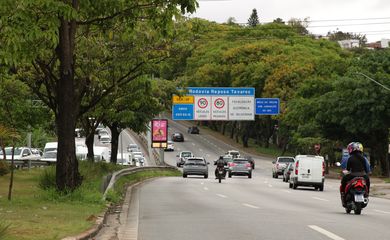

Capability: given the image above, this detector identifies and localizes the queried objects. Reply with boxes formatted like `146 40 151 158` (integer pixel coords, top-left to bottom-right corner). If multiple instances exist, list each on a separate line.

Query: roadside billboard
151 119 168 148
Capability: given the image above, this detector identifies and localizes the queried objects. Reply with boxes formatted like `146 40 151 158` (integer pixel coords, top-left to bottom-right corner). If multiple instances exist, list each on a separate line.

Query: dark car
283 162 294 182
171 132 184 142
188 126 200 134
228 158 252 178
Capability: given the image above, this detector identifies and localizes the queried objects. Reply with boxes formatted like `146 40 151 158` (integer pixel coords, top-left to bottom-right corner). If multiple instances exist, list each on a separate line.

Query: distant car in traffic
182 157 209 178
176 151 194 167
228 158 252 178
272 156 295 178
100 135 111 144
127 144 140 152
225 150 240 159
187 126 199 134
0 147 41 161
222 155 234 171
98 129 110 140
171 132 184 142
165 140 174 151
283 162 294 182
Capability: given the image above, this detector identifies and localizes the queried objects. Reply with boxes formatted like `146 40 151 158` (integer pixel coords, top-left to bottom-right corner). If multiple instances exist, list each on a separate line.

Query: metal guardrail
4 159 48 168
102 166 176 200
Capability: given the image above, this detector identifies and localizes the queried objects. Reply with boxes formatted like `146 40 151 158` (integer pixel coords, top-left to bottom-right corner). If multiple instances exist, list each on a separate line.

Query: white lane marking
203 187 209 191
312 197 330 202
268 184 273 188
216 194 227 198
199 149 203 152
263 181 268 184
308 225 345 240
192 143 196 146
200 182 204 185
374 209 390 214
283 190 292 194
242 203 259 209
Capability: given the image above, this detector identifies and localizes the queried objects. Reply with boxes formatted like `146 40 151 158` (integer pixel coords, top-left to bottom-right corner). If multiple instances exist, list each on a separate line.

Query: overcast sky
190 0 390 42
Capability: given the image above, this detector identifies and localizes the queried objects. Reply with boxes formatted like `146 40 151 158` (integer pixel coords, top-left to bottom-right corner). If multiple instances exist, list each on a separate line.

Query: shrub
0 160 10 176
38 166 56 190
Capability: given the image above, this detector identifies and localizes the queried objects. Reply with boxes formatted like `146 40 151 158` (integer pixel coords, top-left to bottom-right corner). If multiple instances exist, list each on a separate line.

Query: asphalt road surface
134 121 390 240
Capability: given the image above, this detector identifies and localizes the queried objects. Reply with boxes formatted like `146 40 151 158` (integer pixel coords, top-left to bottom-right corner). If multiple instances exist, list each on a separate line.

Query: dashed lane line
203 187 209 191
374 209 390 214
308 225 345 240
216 194 228 198
312 197 330 202
242 203 260 209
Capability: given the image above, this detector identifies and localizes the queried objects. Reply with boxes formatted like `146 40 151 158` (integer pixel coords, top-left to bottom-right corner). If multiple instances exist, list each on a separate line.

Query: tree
0 0 197 192
287 18 309 35
247 8 259 27
226 17 238 26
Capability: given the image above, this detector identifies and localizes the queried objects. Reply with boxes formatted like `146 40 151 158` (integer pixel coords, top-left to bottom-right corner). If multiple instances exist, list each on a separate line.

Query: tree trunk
85 131 94 161
109 122 120 164
55 17 82 192
230 121 236 139
371 129 390 177
221 122 226 135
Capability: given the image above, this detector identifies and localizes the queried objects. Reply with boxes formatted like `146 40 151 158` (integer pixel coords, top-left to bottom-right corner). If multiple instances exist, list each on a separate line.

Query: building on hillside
338 39 360 49
365 39 390 49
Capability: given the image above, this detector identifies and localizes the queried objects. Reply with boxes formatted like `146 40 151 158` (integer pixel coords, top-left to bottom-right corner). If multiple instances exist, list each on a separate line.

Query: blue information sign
172 104 194 120
255 98 280 115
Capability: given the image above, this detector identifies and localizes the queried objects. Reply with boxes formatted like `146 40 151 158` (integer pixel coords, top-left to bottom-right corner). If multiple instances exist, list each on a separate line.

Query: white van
289 155 325 191
44 142 58 153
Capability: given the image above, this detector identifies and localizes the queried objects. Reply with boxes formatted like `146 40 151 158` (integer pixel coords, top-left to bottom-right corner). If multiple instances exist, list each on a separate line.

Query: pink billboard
152 119 168 142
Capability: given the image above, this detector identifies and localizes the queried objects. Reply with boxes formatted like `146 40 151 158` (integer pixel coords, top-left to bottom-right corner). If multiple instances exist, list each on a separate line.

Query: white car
100 135 111 144
40 151 57 164
225 150 240 159
165 141 174 151
127 144 139 152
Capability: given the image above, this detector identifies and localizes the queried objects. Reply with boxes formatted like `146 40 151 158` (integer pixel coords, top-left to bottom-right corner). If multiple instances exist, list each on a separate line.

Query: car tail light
276 163 279 169
295 161 299 175
230 163 236 167
246 163 251 168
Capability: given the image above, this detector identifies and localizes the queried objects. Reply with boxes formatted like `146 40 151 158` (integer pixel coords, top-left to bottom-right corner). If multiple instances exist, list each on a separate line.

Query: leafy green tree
248 8 259 27
0 0 197 191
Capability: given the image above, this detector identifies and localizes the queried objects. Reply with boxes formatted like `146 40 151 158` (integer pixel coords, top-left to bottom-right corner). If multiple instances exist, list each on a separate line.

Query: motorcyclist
340 142 371 206
214 156 227 179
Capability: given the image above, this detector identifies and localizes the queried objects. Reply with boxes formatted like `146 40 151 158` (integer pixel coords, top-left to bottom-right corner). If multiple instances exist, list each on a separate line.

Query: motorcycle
340 169 369 215
216 166 225 183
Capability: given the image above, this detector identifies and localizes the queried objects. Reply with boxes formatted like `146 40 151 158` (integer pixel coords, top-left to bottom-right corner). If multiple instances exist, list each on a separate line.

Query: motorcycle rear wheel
345 208 351 214
354 203 362 215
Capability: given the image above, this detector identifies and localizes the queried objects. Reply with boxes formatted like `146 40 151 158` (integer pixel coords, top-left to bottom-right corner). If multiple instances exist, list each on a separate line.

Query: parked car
31 148 43 157
127 144 140 152
272 156 295 178
228 158 252 178
225 150 240 159
182 157 209 178
187 126 199 134
171 132 184 142
176 151 194 167
165 141 174 151
40 151 57 165
0 147 40 161
283 162 294 182
289 155 325 191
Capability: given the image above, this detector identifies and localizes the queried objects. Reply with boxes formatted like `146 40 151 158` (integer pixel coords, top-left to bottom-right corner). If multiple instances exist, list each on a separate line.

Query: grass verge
0 162 179 240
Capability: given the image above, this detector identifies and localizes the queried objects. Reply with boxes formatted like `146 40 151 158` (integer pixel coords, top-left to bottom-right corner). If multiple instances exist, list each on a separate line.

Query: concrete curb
62 211 108 240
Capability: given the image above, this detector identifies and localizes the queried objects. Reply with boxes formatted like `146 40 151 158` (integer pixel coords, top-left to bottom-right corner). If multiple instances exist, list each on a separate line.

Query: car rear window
185 160 205 166
182 152 192 157
278 158 294 163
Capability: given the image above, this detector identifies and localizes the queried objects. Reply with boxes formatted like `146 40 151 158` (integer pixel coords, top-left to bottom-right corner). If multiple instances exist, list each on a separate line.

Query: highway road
133 121 390 240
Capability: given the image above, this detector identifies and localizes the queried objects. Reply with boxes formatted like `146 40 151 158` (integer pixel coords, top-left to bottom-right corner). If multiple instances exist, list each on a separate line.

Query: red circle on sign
198 98 208 109
214 98 225 109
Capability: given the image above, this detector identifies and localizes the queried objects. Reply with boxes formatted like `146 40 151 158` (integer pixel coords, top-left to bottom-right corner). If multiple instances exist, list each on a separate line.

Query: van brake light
295 161 299 175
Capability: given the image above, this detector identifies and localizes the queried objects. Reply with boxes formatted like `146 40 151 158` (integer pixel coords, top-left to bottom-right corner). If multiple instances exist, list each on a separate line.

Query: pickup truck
1 147 42 167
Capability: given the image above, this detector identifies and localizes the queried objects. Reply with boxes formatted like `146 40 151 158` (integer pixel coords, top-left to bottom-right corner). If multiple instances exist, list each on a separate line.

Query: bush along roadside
0 161 180 240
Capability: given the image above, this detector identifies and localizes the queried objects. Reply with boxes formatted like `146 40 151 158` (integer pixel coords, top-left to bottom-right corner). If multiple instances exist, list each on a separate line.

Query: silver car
183 157 209 178
228 158 252 178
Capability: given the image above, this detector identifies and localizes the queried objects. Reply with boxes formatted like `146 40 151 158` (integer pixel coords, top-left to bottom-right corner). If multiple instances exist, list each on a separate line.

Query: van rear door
297 156 324 183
